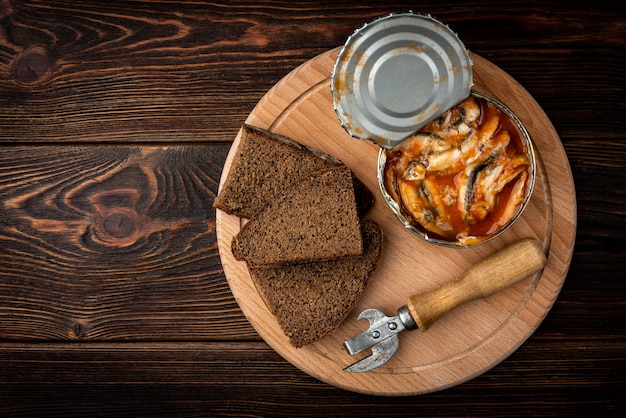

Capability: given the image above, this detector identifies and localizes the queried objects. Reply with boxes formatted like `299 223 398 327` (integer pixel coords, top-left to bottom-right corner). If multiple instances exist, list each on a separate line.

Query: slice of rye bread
249 219 383 348
214 124 373 219
214 124 340 219
231 166 363 267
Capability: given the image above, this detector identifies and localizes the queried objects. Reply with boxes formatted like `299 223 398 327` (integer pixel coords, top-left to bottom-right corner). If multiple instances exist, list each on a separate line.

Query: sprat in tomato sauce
383 95 532 245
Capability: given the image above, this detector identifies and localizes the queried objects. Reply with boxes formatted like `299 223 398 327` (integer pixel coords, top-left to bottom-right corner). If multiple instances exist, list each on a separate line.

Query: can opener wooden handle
343 238 547 373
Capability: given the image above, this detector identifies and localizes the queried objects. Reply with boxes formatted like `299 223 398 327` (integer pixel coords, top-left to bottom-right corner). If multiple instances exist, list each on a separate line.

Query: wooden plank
0 340 623 416
0 144 258 340
0 3 623 143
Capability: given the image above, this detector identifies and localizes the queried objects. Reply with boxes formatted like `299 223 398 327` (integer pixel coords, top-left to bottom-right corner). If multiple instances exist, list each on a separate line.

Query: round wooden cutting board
216 48 577 396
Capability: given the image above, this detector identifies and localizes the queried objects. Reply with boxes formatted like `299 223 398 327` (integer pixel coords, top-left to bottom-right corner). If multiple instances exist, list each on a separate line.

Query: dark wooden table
1 1 624 416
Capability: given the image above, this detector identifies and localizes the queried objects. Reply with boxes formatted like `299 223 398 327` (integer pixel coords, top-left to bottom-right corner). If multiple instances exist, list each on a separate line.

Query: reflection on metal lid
331 13 473 149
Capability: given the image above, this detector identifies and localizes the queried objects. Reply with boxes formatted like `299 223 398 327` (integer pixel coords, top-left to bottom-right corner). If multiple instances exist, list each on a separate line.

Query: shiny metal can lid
331 13 473 149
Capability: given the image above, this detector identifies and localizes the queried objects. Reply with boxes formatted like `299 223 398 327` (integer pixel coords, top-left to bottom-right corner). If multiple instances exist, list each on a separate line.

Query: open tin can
332 13 535 247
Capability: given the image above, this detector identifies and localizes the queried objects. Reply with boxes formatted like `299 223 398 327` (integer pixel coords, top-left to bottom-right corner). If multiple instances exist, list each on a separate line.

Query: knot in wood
73 323 87 339
12 46 51 85
103 213 134 238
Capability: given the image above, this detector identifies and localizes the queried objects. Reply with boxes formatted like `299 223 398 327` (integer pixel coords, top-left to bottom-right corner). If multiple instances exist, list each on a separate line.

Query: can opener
344 238 547 373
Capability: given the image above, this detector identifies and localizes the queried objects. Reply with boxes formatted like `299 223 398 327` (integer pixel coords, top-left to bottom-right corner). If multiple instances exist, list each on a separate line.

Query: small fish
457 131 511 222
494 170 529 232
460 109 501 166
468 152 530 223
398 178 453 238
430 96 480 143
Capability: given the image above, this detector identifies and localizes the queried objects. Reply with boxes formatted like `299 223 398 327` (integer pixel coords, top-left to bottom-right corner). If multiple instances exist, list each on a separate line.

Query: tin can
331 13 473 148
377 91 537 248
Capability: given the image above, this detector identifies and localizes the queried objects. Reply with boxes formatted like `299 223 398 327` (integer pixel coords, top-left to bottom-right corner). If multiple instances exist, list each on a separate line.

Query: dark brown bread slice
249 219 383 348
231 166 363 267
214 124 342 219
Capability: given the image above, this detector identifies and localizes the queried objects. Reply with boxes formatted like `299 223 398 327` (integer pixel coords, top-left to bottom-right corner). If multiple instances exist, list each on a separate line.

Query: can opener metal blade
344 238 547 373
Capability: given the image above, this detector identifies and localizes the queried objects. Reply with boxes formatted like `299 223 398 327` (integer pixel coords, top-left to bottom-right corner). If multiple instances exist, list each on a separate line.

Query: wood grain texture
0 1 624 143
0 144 257 340
0 340 622 416
0 0 624 415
